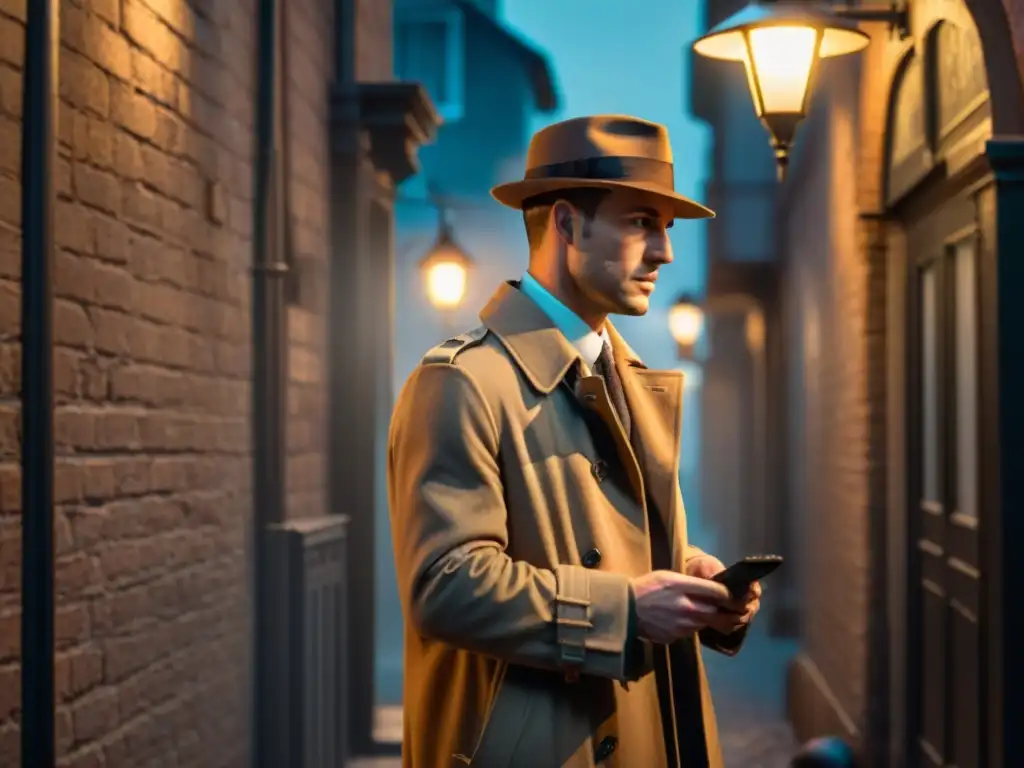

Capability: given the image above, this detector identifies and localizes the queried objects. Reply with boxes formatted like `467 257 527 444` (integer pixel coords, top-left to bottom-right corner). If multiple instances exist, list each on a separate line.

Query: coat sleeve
388 362 641 682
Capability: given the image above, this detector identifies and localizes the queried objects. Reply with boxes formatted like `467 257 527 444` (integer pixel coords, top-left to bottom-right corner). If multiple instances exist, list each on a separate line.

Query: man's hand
630 570 732 644
685 554 762 635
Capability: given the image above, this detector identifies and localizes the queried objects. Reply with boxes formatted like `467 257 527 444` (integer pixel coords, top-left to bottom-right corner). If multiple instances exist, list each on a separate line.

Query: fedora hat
491 114 715 219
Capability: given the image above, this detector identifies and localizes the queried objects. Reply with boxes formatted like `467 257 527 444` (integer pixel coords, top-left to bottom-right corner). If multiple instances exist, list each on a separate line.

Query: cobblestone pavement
352 626 801 768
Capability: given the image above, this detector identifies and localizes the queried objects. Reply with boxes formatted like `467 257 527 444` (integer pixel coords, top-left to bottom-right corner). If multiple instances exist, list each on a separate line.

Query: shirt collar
518 272 608 370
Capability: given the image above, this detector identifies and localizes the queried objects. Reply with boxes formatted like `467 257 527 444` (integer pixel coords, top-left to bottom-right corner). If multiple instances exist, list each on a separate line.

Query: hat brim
490 177 716 219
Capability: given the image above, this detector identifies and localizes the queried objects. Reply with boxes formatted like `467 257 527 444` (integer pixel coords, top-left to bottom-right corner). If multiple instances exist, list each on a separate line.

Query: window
394 8 465 122
920 263 939 503
953 235 978 517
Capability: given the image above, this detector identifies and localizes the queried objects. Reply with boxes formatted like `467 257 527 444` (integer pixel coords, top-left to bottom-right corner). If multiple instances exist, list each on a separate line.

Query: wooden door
906 193 983 768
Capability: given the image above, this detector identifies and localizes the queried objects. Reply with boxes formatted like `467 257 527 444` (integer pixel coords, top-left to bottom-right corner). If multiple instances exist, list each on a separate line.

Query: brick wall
779 32 894 750
0 0 339 764
285 0 332 520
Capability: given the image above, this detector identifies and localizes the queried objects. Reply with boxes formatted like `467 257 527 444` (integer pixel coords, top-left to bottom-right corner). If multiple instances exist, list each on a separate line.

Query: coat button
591 459 608 481
581 548 602 568
594 735 618 762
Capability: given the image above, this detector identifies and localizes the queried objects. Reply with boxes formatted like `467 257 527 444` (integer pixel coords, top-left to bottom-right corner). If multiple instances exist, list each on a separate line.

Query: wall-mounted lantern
419 211 474 312
692 0 909 180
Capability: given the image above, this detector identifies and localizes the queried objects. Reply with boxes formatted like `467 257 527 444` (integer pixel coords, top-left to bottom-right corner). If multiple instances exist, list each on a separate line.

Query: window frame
394 6 466 123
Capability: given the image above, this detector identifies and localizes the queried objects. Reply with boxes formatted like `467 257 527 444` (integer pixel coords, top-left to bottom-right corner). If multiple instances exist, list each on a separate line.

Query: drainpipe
252 0 287 763
20 1 60 766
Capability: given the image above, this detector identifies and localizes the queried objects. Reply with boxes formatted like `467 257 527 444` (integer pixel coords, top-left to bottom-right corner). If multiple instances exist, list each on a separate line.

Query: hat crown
525 115 674 171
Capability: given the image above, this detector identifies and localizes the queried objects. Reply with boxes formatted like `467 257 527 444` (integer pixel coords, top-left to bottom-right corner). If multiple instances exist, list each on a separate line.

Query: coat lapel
480 281 649 507
606 324 685 562
479 283 684 547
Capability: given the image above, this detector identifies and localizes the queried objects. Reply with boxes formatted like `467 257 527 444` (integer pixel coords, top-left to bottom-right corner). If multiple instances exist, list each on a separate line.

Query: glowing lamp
693 2 871 179
669 295 706 351
420 218 473 311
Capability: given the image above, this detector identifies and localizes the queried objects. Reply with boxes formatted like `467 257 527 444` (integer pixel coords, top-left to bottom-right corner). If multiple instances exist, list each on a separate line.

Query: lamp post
692 0 908 180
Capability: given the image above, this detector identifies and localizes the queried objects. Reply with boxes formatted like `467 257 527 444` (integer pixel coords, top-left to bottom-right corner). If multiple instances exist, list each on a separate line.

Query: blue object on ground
790 736 856 767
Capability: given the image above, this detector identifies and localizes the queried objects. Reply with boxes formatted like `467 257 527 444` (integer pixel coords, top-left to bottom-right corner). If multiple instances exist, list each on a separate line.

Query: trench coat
387 281 745 768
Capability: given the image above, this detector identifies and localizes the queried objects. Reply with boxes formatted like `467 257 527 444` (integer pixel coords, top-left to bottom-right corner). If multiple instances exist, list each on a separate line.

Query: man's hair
522 187 611 251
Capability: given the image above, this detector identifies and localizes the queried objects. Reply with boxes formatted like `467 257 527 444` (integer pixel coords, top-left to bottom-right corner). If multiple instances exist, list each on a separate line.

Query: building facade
391 0 558 368
694 0 1024 765
2 0 438 764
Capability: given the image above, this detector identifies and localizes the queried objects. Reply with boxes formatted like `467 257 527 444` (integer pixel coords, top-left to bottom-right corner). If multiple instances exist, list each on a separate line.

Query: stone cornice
330 81 442 185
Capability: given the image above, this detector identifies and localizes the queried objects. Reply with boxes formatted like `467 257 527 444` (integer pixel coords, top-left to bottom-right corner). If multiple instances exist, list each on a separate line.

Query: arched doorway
879 4 1016 765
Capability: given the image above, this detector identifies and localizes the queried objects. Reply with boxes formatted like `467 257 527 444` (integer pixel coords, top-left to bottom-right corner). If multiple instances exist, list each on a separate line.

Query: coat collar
479 280 648 393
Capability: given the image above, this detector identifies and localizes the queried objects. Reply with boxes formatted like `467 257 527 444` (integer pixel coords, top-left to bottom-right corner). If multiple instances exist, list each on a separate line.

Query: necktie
593 340 631 438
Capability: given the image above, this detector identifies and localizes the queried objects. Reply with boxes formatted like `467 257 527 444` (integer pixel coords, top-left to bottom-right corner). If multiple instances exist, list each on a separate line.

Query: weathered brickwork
284 0 332 521
784 49 890 737
0 0 341 764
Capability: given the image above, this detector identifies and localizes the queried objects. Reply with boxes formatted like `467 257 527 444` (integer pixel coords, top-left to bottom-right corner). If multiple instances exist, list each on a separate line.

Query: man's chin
614 296 650 317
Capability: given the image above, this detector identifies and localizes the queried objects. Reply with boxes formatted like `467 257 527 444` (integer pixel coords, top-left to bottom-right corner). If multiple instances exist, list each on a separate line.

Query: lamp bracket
831 2 911 41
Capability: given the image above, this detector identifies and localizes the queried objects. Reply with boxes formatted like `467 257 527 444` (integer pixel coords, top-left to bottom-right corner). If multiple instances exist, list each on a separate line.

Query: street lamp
692 1 908 180
669 293 706 359
398 184 477 326
420 211 473 312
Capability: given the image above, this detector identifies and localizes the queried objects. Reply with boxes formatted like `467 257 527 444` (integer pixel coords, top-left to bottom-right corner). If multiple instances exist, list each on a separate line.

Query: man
388 115 762 767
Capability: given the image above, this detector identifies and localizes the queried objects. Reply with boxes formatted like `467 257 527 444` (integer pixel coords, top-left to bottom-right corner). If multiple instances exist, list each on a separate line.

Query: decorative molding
329 82 442 185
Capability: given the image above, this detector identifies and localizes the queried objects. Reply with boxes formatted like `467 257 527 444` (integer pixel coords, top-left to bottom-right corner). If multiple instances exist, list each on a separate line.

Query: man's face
563 188 675 317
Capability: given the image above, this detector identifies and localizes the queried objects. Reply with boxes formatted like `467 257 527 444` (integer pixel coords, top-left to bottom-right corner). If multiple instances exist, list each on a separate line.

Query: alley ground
352 624 800 767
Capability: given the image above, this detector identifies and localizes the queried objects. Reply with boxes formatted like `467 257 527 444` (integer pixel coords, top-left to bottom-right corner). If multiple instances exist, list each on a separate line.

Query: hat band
524 155 674 188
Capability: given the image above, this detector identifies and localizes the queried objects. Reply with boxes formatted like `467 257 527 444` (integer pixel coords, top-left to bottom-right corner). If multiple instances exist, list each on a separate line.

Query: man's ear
552 201 575 245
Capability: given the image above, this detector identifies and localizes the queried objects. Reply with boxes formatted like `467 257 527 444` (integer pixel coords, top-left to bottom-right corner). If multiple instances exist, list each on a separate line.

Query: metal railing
265 516 350 768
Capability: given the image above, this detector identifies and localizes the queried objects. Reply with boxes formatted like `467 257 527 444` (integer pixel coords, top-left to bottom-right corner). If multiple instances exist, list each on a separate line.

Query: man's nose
647 235 674 264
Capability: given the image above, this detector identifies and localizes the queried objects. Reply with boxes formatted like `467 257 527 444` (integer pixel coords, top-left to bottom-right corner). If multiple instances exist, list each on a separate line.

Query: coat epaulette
420 325 489 366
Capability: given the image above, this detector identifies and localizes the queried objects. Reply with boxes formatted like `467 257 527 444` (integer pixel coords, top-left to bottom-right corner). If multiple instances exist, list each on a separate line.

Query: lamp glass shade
423 254 469 310
419 214 474 311
745 26 820 115
668 302 705 348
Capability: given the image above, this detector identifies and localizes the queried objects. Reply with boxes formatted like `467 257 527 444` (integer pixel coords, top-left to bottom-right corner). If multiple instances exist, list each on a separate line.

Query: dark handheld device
712 554 784 598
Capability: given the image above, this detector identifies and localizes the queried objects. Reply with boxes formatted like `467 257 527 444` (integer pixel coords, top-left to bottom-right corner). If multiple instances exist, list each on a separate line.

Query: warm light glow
669 302 705 348
745 26 819 115
745 310 766 351
425 260 468 310
691 2 871 171
692 4 869 62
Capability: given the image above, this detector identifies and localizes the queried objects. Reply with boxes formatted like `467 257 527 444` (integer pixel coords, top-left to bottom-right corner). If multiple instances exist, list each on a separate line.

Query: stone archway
855 0 1020 214
963 0 1024 133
